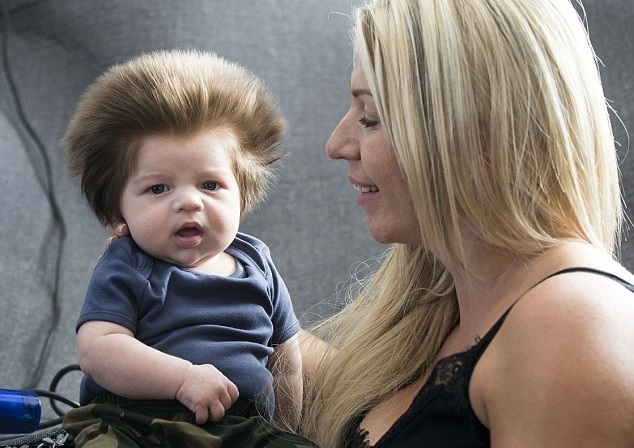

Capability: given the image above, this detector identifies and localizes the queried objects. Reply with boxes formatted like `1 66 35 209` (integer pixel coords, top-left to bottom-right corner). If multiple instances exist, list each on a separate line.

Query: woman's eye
359 116 380 128
149 184 166 195
202 181 219 191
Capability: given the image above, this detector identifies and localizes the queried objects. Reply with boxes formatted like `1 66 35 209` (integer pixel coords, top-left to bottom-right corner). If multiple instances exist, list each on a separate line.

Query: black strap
537 266 634 292
473 266 634 355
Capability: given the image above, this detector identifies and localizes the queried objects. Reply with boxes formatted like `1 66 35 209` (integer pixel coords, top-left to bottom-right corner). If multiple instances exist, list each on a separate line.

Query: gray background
0 0 632 424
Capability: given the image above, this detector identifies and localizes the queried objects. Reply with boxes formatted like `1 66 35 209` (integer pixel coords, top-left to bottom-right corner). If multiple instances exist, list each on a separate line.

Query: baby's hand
176 364 239 423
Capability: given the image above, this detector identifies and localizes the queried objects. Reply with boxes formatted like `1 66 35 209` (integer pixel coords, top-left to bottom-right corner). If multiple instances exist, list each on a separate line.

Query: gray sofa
0 0 632 426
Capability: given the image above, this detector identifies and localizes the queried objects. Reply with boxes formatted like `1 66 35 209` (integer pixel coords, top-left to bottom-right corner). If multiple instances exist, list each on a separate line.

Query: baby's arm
77 320 239 423
268 333 302 431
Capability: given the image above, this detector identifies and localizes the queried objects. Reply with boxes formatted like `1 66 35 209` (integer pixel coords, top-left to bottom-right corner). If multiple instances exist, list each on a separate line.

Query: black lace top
348 267 634 448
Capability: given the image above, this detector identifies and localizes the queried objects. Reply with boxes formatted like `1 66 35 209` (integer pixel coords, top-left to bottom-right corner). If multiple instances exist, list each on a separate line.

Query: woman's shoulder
512 246 634 338
475 258 634 445
507 243 634 334
508 264 634 351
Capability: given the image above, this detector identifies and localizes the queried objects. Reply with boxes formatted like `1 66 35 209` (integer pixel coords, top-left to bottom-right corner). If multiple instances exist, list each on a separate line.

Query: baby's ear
102 222 130 255
112 222 130 238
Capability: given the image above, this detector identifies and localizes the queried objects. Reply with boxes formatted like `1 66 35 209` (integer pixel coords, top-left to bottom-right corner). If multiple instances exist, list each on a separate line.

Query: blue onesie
76 232 300 420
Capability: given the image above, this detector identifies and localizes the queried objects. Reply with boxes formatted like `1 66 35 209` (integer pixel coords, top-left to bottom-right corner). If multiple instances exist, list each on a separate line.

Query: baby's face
120 129 241 271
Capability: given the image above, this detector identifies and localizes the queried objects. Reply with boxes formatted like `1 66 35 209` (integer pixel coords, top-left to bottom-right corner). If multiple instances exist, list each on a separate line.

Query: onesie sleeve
264 249 300 346
228 233 300 346
75 237 150 334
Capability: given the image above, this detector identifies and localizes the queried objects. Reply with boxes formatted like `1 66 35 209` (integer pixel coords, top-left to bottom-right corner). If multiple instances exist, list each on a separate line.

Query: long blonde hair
302 0 621 446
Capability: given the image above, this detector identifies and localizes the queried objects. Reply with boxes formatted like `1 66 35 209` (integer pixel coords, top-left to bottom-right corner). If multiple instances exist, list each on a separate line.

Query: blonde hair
65 49 285 225
302 0 621 446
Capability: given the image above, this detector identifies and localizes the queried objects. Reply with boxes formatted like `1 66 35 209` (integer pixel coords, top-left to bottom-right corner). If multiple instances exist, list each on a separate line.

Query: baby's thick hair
65 49 285 225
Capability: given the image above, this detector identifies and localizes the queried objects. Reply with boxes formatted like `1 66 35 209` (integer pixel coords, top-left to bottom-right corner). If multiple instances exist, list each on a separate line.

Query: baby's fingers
226 382 239 404
207 401 228 423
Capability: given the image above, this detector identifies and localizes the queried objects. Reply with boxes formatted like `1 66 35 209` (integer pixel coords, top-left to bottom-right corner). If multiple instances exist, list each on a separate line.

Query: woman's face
326 61 421 245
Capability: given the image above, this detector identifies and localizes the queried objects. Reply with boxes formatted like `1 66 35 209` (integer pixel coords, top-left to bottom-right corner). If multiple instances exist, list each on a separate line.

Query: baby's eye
149 184 167 195
202 181 219 191
359 116 380 128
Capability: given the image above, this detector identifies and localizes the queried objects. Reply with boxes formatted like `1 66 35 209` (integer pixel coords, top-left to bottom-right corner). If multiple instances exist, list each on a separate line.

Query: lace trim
349 342 481 448
433 355 465 387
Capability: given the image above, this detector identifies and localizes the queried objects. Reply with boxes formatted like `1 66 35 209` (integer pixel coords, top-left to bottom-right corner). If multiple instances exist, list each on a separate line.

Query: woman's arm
269 333 303 431
77 320 239 423
298 328 333 383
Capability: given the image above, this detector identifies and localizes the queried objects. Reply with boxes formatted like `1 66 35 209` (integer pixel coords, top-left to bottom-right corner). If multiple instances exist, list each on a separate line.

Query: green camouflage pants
62 398 317 448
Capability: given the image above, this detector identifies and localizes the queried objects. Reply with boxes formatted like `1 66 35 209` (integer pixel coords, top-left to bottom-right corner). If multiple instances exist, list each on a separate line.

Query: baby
62 50 312 448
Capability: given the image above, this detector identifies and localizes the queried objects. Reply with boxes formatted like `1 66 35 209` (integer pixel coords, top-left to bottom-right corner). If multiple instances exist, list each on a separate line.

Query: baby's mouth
176 227 201 237
174 224 203 248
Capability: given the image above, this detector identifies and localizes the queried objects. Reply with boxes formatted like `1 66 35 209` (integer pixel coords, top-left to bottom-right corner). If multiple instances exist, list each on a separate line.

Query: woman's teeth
354 185 379 193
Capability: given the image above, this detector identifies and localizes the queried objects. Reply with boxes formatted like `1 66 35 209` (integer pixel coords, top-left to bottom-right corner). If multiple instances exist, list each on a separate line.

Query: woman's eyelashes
359 115 380 128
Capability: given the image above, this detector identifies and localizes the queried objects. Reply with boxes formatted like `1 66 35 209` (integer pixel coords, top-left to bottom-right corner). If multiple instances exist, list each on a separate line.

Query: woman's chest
355 345 491 447
359 376 428 446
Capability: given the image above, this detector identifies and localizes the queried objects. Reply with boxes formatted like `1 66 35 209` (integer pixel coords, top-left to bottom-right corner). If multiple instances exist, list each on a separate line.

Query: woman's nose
325 111 359 161
173 187 204 212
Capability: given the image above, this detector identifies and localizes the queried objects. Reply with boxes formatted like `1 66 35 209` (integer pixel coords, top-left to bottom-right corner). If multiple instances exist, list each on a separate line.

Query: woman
301 0 634 446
